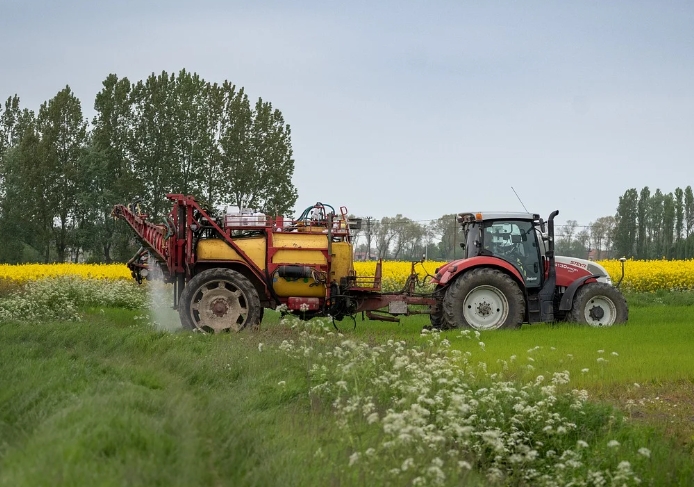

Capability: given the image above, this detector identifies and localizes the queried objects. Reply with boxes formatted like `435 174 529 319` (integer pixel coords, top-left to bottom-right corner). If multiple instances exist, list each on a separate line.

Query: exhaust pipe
538 210 559 322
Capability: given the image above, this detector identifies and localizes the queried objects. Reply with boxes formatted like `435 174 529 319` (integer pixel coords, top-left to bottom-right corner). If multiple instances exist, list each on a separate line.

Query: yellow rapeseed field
598 259 694 293
0 263 132 282
354 259 694 293
1 259 693 293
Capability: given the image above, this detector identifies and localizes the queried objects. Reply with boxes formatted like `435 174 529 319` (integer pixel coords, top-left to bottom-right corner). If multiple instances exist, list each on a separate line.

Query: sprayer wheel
179 268 262 333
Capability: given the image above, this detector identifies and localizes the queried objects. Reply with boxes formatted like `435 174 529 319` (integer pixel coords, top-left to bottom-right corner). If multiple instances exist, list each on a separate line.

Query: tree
430 214 462 261
90 73 139 262
662 192 675 258
648 189 664 258
636 186 650 259
218 95 297 216
373 217 397 259
590 218 605 259
35 86 88 262
3 126 54 261
614 188 638 258
685 186 694 258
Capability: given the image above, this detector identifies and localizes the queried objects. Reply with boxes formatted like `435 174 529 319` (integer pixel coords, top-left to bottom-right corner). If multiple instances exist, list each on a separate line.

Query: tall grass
1 283 694 486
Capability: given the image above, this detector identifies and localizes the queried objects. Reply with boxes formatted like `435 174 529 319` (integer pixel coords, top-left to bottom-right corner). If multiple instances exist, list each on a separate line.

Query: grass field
1 290 693 486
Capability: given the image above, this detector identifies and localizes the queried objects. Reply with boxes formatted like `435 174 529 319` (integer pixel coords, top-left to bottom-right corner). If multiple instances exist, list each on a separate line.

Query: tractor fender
558 274 601 311
435 256 525 288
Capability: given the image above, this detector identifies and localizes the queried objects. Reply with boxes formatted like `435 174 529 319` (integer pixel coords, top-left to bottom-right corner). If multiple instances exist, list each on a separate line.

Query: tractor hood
554 256 612 284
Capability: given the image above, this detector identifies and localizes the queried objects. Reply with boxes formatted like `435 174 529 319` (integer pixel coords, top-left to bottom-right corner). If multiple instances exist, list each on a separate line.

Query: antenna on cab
511 186 529 212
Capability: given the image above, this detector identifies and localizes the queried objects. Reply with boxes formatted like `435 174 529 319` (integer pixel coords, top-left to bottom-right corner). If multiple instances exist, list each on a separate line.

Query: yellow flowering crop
355 259 694 293
0 263 132 283
597 259 694 293
2 259 694 293
353 261 447 291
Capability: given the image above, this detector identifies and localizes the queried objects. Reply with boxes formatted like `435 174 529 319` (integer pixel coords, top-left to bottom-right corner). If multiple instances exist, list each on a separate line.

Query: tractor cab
458 212 547 288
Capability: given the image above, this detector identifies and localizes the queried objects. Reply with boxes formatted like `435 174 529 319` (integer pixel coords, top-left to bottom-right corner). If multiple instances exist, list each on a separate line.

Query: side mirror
460 242 466 249
539 219 546 233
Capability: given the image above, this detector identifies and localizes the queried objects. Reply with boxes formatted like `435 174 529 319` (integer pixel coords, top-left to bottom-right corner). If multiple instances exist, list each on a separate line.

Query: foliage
0 71 297 263
277 318 669 486
0 277 146 322
614 186 694 260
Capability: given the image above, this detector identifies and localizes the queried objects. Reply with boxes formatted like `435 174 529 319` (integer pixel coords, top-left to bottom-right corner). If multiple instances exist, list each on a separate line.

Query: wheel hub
462 285 509 330
190 281 247 333
588 305 604 321
476 301 492 317
211 298 229 317
583 296 617 327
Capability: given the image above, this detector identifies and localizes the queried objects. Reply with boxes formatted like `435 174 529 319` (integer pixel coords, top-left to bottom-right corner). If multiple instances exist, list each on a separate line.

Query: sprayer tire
441 268 524 331
179 268 262 333
568 282 628 327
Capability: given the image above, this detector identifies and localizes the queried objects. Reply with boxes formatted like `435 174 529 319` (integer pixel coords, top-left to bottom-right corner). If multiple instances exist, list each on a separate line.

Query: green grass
0 314 340 487
1 293 694 486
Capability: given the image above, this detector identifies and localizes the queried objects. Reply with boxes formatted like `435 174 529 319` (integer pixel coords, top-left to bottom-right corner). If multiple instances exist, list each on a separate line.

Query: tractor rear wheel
442 268 524 331
568 282 628 327
179 268 262 333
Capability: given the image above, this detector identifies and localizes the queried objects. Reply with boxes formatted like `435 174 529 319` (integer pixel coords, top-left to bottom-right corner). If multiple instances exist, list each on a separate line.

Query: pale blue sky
2 1 692 227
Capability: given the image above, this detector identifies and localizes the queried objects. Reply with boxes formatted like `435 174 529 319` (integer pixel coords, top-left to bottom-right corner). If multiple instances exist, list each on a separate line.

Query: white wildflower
638 447 651 458
349 452 360 466
607 440 620 448
258 343 264 352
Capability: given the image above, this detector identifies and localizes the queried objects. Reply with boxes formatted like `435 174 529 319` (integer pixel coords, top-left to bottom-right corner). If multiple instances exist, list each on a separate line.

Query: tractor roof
457 211 541 223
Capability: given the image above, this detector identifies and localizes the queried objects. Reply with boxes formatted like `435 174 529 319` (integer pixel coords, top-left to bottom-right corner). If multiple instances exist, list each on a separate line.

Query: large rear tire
179 268 262 333
442 268 524 331
568 282 628 327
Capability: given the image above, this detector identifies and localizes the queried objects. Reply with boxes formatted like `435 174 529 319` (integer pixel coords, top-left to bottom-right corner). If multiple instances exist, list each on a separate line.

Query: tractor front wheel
568 282 628 327
179 268 262 333
442 268 524 331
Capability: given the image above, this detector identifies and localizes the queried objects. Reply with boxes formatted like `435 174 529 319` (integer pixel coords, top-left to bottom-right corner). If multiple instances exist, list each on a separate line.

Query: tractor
429 211 628 330
113 195 627 332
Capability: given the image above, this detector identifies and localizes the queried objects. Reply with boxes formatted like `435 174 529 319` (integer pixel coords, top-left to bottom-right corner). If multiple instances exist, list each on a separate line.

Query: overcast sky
2 0 692 228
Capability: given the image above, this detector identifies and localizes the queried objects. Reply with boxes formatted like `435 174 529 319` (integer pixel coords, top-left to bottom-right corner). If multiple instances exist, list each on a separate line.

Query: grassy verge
1 290 693 486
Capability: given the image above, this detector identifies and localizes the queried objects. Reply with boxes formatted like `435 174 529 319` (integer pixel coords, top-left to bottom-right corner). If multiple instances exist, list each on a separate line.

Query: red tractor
114 196 627 332
429 211 628 330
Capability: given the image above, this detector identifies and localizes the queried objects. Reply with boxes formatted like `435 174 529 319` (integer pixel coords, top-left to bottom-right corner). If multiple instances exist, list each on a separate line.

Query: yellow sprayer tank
195 231 353 298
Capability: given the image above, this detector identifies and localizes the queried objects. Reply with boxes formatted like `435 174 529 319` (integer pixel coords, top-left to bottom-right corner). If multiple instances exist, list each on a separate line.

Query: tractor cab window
482 220 542 287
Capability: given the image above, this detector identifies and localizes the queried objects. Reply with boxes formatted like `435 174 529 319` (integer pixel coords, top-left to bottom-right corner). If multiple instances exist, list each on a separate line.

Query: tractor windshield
481 220 542 287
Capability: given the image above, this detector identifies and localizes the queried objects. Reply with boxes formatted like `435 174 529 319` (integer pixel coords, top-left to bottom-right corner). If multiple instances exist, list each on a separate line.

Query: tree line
353 193 694 262
613 186 694 259
0 70 297 264
2 70 692 264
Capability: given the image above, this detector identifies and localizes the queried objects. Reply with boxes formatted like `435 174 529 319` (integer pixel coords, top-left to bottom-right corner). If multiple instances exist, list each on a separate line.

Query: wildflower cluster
0 277 147 322
277 318 649 486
